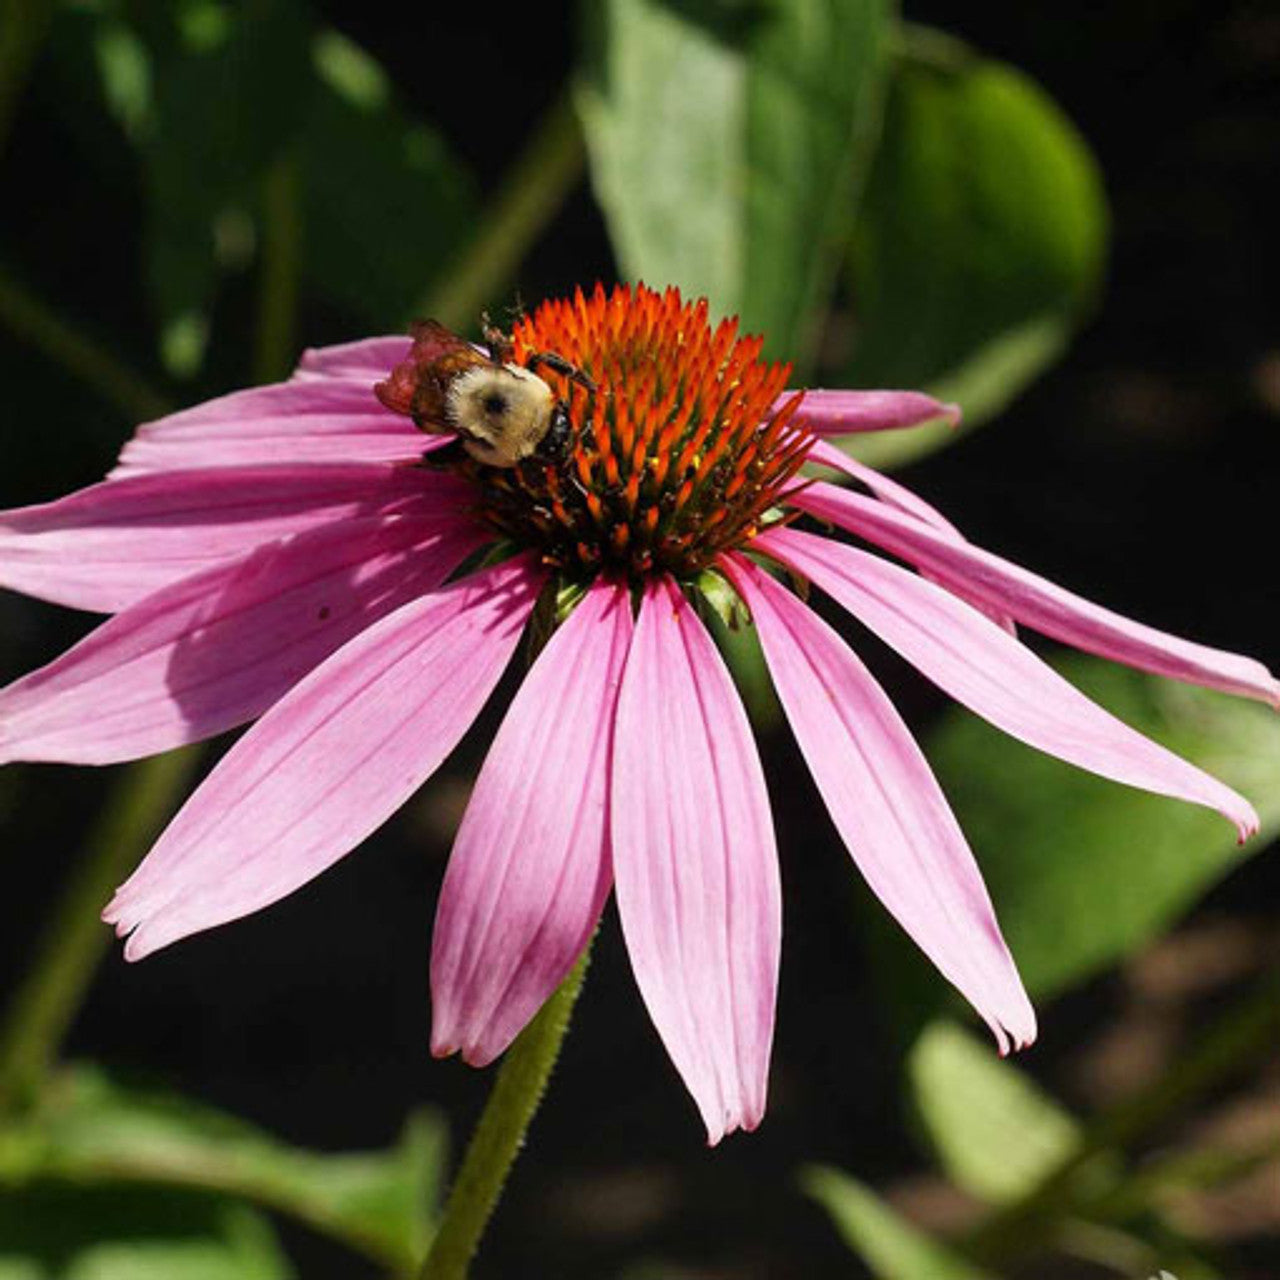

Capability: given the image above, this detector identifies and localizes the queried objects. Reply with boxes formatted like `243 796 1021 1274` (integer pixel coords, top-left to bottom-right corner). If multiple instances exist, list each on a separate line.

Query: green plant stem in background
253 150 304 385
0 749 201 1112
417 945 591 1280
418 86 585 331
1093 1134 1280 1227
964 974 1280 1268
0 0 54 159
0 266 170 421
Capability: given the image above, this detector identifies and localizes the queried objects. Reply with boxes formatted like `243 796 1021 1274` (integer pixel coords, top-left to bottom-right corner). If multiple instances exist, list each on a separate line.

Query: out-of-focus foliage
0 1067 447 1273
842 25 1107 469
907 1021 1087 1205
0 1186 293 1280
812 995 1273 1280
803 1165 996 1280
300 34 475 326
60 0 474 377
928 656 1280 999
579 6 1106 458
578 0 892 371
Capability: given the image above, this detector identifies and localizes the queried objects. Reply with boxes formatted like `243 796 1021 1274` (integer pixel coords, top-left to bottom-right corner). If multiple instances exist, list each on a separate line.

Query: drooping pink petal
723 554 1034 1053
779 389 960 437
790 481 1280 707
0 463 457 612
805 438 961 533
0 514 487 765
295 335 411 379
112 378 425 477
757 527 1259 840
431 579 632 1066
611 577 781 1144
805 439 1017 635
102 555 543 959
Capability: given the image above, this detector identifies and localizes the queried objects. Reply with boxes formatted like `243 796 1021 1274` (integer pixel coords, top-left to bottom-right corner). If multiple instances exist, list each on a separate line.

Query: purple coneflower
0 284 1272 1143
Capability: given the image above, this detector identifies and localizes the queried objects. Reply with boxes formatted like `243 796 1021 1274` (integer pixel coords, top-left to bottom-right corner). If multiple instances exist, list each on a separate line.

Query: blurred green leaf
0 1066 447 1270
84 4 475 375
311 29 389 110
928 656 1280 999
842 26 1107 470
908 1021 1086 1204
142 0 311 373
0 1185 292 1280
92 21 151 141
578 0 892 370
1099 1135 1280 1226
300 60 475 327
803 1165 995 1279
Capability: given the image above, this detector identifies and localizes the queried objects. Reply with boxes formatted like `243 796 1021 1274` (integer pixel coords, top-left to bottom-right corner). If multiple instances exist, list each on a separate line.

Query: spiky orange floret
459 282 812 581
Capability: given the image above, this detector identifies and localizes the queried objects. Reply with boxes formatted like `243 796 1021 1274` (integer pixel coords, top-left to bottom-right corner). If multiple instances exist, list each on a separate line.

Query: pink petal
113 378 425 477
0 463 456 612
756 527 1259 841
0 514 486 765
431 579 632 1066
723 554 1034 1053
780 389 960 436
790 481 1280 708
611 577 781 1144
103 555 543 959
805 438 962 533
296 335 411 379
805 439 1017 635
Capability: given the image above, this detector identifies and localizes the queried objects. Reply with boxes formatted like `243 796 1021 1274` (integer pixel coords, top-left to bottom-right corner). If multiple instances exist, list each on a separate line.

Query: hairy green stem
0 267 170 421
253 149 303 384
964 974 1280 1267
417 86 585 330
0 749 201 1111
417 945 591 1279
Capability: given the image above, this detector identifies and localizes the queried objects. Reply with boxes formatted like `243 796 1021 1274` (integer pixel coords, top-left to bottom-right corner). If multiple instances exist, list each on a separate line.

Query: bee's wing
377 320 492 424
409 319 488 366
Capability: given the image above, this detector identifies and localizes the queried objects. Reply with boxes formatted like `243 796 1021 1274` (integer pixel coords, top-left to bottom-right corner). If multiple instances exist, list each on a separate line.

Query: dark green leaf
927 656 1280 998
142 0 311 373
841 26 1107 470
578 0 893 369
802 1165 995 1279
0 1185 292 1280
300 47 476 327
89 5 475 375
0 1067 447 1270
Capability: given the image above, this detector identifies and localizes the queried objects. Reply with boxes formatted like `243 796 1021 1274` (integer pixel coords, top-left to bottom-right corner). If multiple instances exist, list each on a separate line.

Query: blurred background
0 2 1277 1277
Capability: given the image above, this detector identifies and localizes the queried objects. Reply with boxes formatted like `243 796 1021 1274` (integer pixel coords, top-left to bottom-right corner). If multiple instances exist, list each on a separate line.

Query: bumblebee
375 319 594 468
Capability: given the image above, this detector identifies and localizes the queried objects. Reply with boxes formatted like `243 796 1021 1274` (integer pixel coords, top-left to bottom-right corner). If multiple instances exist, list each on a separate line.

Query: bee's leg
526 352 596 394
535 405 574 461
480 314 514 363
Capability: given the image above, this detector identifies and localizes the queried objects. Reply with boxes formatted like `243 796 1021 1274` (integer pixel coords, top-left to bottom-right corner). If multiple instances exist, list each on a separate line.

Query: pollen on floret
453 283 814 581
